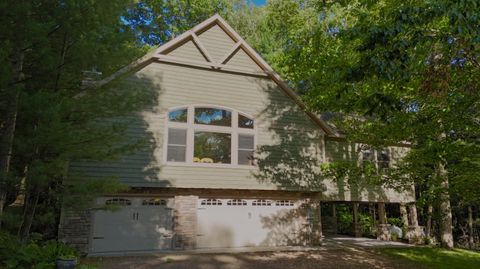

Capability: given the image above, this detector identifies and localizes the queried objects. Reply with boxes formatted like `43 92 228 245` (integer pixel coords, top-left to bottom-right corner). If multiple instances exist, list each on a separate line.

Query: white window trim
163 104 257 169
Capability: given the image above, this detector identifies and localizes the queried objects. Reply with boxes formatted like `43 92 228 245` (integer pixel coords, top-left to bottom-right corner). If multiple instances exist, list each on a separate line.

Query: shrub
387 217 404 227
0 231 78 269
336 205 353 235
359 213 375 237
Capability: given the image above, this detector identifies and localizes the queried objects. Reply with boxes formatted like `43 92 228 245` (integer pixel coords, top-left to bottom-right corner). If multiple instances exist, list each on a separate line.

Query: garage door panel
197 198 304 248
91 197 174 253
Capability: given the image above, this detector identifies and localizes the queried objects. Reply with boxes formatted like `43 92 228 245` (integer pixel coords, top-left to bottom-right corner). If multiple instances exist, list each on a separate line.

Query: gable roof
92 14 337 137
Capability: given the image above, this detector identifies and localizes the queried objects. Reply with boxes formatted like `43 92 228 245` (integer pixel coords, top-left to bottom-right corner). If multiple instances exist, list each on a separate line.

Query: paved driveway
85 237 422 269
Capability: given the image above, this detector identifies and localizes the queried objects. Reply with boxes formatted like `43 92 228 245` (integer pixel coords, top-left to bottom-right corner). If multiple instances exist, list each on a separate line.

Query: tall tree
0 0 154 240
264 0 480 248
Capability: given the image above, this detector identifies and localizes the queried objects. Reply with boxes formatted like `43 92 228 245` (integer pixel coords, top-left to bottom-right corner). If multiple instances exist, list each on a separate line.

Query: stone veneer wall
173 195 198 249
58 209 91 253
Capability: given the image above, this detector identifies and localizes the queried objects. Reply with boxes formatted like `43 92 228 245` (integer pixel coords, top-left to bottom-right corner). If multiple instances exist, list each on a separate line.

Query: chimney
81 68 102 89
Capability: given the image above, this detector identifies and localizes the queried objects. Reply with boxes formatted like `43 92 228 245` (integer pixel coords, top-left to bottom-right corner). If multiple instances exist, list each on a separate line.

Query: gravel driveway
86 248 424 269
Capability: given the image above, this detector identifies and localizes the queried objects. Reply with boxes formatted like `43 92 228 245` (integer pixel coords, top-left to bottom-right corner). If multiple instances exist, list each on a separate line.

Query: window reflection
194 107 231 126
194 132 231 164
238 114 254 129
168 108 188 122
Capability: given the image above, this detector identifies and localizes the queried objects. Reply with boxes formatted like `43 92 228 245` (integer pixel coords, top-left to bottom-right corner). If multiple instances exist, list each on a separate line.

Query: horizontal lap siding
225 49 263 72
197 24 236 62
168 40 206 62
323 140 415 203
69 62 324 191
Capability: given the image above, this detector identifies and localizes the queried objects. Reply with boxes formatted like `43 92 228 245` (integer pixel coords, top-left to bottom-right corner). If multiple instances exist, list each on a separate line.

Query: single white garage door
197 198 304 248
91 197 174 253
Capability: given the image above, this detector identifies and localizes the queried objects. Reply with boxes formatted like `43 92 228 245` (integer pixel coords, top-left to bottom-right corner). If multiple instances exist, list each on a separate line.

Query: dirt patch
88 248 426 269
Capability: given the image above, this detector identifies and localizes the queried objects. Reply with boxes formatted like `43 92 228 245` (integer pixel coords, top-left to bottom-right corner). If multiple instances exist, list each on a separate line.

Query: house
58 15 421 254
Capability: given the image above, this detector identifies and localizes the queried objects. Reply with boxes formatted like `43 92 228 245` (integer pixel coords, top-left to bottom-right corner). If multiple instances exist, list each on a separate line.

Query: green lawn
379 247 480 269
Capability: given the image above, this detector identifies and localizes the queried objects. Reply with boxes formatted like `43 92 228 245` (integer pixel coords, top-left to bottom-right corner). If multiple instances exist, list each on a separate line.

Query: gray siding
70 62 324 191
168 40 207 62
322 140 415 203
197 24 236 62
225 48 263 72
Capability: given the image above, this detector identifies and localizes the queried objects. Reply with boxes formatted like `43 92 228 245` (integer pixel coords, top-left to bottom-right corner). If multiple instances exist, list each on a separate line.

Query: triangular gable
157 15 264 74
89 14 337 137
197 24 236 63
167 39 208 62
223 47 263 72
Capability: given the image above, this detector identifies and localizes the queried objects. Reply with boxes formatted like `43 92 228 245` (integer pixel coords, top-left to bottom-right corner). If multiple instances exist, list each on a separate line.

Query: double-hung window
165 105 255 166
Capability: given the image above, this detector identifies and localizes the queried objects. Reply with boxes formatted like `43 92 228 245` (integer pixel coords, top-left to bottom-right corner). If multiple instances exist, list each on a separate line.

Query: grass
379 247 480 269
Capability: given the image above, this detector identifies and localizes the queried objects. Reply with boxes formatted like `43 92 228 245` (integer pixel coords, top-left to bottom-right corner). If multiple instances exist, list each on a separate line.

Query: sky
252 0 266 6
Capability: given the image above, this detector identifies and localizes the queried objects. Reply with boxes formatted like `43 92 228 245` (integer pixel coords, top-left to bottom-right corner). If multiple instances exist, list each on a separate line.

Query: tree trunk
438 161 454 249
18 185 40 243
0 51 24 228
468 206 474 249
378 202 387 224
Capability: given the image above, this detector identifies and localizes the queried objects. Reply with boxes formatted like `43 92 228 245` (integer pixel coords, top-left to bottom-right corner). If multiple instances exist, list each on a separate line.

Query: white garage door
91 197 174 253
197 198 304 248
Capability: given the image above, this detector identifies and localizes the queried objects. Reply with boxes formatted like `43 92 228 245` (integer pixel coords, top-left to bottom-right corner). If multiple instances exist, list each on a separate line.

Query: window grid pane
194 131 231 164
168 108 188 122
194 107 232 126
238 114 254 129
167 128 187 162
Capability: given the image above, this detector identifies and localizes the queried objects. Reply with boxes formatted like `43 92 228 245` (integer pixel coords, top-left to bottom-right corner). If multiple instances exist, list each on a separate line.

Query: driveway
85 237 423 269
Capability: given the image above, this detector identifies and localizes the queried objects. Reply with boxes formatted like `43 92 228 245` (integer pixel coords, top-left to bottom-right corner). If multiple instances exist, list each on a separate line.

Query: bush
336 205 353 235
0 232 78 269
387 217 404 227
359 213 375 237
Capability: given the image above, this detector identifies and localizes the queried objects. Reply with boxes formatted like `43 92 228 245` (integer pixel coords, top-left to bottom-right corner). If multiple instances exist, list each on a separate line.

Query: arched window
165 105 255 166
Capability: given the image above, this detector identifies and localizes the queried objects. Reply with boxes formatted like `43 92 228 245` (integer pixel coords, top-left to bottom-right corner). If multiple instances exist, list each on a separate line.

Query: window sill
163 162 257 170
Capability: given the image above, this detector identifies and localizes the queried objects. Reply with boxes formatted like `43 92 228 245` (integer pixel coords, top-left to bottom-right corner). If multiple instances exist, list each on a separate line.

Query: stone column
377 202 391 241
405 203 424 244
353 203 362 237
400 203 409 228
173 195 198 249
311 200 323 245
408 204 419 226
58 209 91 253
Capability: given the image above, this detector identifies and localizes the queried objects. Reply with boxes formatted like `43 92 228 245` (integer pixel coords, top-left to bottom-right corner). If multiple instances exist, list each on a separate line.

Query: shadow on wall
259 203 314 246
252 81 326 193
68 70 172 191
252 80 390 200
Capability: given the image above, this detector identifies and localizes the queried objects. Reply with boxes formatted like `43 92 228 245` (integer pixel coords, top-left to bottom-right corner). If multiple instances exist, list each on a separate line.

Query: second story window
165 105 255 166
377 148 390 170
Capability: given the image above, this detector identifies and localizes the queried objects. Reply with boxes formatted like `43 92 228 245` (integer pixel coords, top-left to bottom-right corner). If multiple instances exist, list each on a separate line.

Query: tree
0 0 154 241
263 0 480 248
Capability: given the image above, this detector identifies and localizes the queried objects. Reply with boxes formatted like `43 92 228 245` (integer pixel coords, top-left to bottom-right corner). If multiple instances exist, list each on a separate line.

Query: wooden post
332 204 337 234
468 206 474 249
318 201 323 243
353 203 361 237
426 205 433 238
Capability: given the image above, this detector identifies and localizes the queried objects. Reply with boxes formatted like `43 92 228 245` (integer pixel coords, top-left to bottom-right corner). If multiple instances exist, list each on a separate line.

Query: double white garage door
91 197 174 253
197 198 303 248
91 197 303 253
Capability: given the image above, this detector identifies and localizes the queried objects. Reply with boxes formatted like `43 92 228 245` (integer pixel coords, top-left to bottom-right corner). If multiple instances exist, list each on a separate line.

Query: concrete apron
323 236 413 249
87 245 326 257
88 236 413 257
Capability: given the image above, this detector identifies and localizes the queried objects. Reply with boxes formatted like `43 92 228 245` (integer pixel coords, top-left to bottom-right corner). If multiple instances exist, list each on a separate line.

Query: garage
196 198 305 248
90 197 174 253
